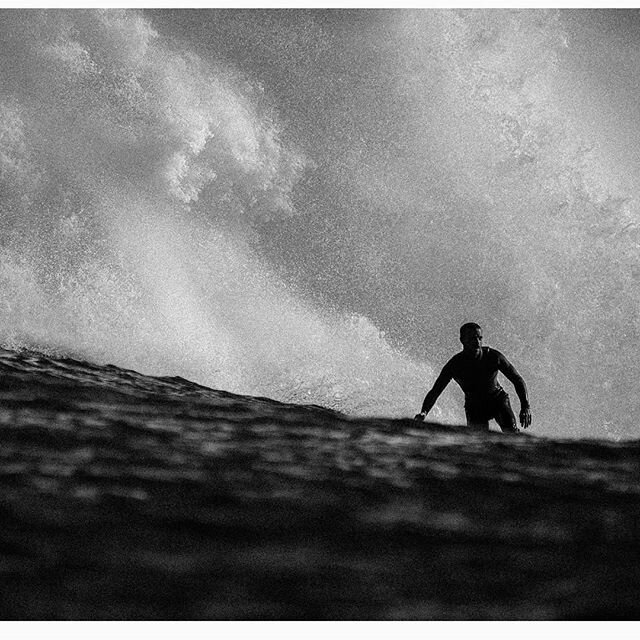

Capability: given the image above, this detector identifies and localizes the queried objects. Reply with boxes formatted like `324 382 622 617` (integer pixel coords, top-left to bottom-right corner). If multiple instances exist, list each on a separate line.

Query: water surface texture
0 348 639 619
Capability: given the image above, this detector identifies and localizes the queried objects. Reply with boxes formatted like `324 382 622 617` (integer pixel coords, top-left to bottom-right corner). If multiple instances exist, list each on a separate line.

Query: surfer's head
460 323 483 356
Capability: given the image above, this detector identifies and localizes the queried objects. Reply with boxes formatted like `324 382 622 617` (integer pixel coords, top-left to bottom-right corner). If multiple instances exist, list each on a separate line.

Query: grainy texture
0 348 639 620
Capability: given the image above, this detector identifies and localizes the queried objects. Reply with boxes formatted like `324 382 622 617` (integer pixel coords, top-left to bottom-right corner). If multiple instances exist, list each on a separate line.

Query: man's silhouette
414 323 531 432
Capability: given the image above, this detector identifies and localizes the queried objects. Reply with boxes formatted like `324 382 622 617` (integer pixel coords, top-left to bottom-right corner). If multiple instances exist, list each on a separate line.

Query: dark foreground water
0 347 639 620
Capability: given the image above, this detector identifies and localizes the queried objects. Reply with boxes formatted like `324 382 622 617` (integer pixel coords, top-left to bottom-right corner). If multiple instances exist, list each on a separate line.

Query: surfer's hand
519 406 531 429
414 412 426 422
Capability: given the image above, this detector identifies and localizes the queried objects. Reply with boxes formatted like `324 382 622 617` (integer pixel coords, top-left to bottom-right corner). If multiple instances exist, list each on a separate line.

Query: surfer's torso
442 346 505 405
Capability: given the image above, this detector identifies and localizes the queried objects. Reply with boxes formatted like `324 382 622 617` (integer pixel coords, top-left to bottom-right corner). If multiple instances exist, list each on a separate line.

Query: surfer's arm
416 364 453 419
498 354 529 407
498 353 532 428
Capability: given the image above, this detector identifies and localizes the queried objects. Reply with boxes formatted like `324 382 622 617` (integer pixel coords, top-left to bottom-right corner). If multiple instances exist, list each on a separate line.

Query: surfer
414 323 531 432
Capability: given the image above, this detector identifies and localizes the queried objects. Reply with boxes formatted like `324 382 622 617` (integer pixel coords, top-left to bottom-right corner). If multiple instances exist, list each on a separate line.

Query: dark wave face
1 9 639 438
1 346 640 619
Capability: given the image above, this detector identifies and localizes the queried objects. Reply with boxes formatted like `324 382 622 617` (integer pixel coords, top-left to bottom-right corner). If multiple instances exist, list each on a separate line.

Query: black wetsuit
421 347 526 432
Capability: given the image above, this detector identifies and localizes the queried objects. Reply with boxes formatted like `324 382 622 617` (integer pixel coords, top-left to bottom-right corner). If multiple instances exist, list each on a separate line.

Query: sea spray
0 9 443 419
190 9 640 438
1 9 639 435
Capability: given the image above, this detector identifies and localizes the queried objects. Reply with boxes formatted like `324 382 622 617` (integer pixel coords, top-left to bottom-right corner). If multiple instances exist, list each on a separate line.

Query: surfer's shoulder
484 346 504 362
444 352 464 371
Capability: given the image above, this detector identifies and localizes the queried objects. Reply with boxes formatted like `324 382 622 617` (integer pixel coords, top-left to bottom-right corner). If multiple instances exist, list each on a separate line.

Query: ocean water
2 9 640 620
1 346 640 619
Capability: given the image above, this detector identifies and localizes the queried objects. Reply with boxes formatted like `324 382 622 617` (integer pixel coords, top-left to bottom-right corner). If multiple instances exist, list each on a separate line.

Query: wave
0 9 638 435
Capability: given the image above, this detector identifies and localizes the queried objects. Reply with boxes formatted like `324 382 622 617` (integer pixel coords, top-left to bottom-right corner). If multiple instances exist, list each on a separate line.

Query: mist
1 9 639 438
